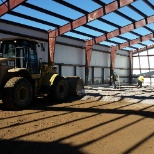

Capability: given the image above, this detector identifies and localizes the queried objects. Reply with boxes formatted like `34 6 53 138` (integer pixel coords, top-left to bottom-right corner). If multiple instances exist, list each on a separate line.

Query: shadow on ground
0 139 84 154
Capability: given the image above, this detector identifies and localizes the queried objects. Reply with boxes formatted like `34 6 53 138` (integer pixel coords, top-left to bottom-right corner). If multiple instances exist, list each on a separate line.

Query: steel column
85 40 93 85
0 0 26 16
110 50 117 84
129 51 133 84
110 50 117 71
48 30 56 66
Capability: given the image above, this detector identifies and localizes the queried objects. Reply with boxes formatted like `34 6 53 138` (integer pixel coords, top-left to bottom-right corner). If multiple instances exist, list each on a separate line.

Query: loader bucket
66 76 84 95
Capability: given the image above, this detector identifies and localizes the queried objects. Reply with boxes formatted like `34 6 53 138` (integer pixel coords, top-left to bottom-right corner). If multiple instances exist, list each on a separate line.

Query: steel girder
133 44 154 54
0 0 26 16
49 0 136 38
111 33 154 52
48 0 136 77
86 14 154 45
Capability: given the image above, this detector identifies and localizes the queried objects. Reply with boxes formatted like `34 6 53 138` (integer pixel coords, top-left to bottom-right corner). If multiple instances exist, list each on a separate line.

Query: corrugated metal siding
0 22 47 40
55 44 85 65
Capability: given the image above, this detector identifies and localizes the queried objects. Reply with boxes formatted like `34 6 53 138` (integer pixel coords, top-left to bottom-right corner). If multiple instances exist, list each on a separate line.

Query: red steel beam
94 14 154 44
49 0 136 37
48 31 56 65
0 0 26 16
133 44 154 53
85 39 94 69
110 50 117 72
85 40 94 85
129 51 133 83
111 33 154 52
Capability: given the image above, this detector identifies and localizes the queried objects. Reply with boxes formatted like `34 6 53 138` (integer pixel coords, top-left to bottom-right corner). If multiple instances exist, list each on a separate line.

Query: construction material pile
81 86 154 104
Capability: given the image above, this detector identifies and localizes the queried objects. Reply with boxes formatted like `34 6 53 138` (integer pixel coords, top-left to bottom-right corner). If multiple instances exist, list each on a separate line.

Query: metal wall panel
115 54 129 69
76 67 85 82
54 44 85 65
93 68 103 84
61 66 74 76
56 36 85 47
0 21 47 40
104 68 110 84
0 33 17 39
91 50 110 67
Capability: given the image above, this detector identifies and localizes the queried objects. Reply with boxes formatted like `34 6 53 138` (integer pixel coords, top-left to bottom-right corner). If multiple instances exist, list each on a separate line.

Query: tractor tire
2 77 33 110
50 77 68 101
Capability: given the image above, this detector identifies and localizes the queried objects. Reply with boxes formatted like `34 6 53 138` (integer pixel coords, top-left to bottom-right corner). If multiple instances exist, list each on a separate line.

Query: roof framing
0 0 154 52
49 0 136 37
0 0 27 16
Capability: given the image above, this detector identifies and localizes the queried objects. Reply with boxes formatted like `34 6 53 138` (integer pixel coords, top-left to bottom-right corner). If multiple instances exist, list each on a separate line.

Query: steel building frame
0 0 154 84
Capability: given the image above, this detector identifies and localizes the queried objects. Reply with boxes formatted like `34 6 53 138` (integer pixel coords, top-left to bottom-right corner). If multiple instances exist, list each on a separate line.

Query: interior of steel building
0 0 154 86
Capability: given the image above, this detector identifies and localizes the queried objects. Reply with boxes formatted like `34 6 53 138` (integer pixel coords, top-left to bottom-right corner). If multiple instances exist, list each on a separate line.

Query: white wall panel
117 50 129 56
76 67 85 82
57 36 85 47
91 50 110 67
94 68 102 84
0 22 47 40
115 55 129 68
54 44 85 65
104 68 110 83
61 66 74 76
93 44 110 52
0 33 17 39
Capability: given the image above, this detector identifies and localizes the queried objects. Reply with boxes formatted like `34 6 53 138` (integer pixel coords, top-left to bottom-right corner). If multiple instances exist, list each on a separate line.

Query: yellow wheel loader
0 38 84 110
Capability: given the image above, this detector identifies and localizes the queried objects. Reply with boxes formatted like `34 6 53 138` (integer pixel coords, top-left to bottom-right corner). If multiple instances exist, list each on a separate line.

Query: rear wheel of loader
2 77 33 110
50 77 68 100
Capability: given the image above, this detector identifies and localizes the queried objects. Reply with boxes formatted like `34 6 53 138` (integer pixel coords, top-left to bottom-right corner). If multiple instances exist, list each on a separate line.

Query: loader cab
0 39 39 74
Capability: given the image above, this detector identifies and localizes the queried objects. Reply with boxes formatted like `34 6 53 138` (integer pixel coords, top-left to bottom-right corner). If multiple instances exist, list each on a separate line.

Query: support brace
129 51 133 84
0 0 26 16
85 39 93 85
48 30 56 66
110 50 117 84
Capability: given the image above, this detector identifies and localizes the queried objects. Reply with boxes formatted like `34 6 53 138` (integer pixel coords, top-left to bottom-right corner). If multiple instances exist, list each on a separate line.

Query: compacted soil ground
0 86 154 154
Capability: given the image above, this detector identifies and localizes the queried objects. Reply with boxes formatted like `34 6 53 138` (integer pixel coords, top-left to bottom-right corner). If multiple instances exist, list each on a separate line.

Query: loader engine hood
0 58 15 67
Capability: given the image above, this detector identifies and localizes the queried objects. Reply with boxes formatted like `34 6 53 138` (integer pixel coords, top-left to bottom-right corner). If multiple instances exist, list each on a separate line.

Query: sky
1 0 154 51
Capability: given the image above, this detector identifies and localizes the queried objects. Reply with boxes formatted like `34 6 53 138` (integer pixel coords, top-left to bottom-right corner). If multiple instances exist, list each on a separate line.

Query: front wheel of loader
50 77 68 100
2 77 33 110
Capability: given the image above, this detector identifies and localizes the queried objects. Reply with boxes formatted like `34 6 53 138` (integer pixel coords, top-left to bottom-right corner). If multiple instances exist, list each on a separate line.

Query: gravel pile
81 85 154 104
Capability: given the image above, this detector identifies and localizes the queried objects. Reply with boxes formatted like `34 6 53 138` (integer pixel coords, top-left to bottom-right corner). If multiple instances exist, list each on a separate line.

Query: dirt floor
0 86 154 154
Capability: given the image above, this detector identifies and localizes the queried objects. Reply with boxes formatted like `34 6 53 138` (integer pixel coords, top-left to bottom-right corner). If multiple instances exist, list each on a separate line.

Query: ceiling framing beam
49 0 136 37
111 33 154 51
133 44 154 53
22 2 109 34
144 0 154 10
0 0 26 16
90 14 154 44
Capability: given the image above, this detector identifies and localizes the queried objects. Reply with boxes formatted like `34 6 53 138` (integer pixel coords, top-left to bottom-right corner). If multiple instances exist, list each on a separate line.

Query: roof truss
0 0 154 53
